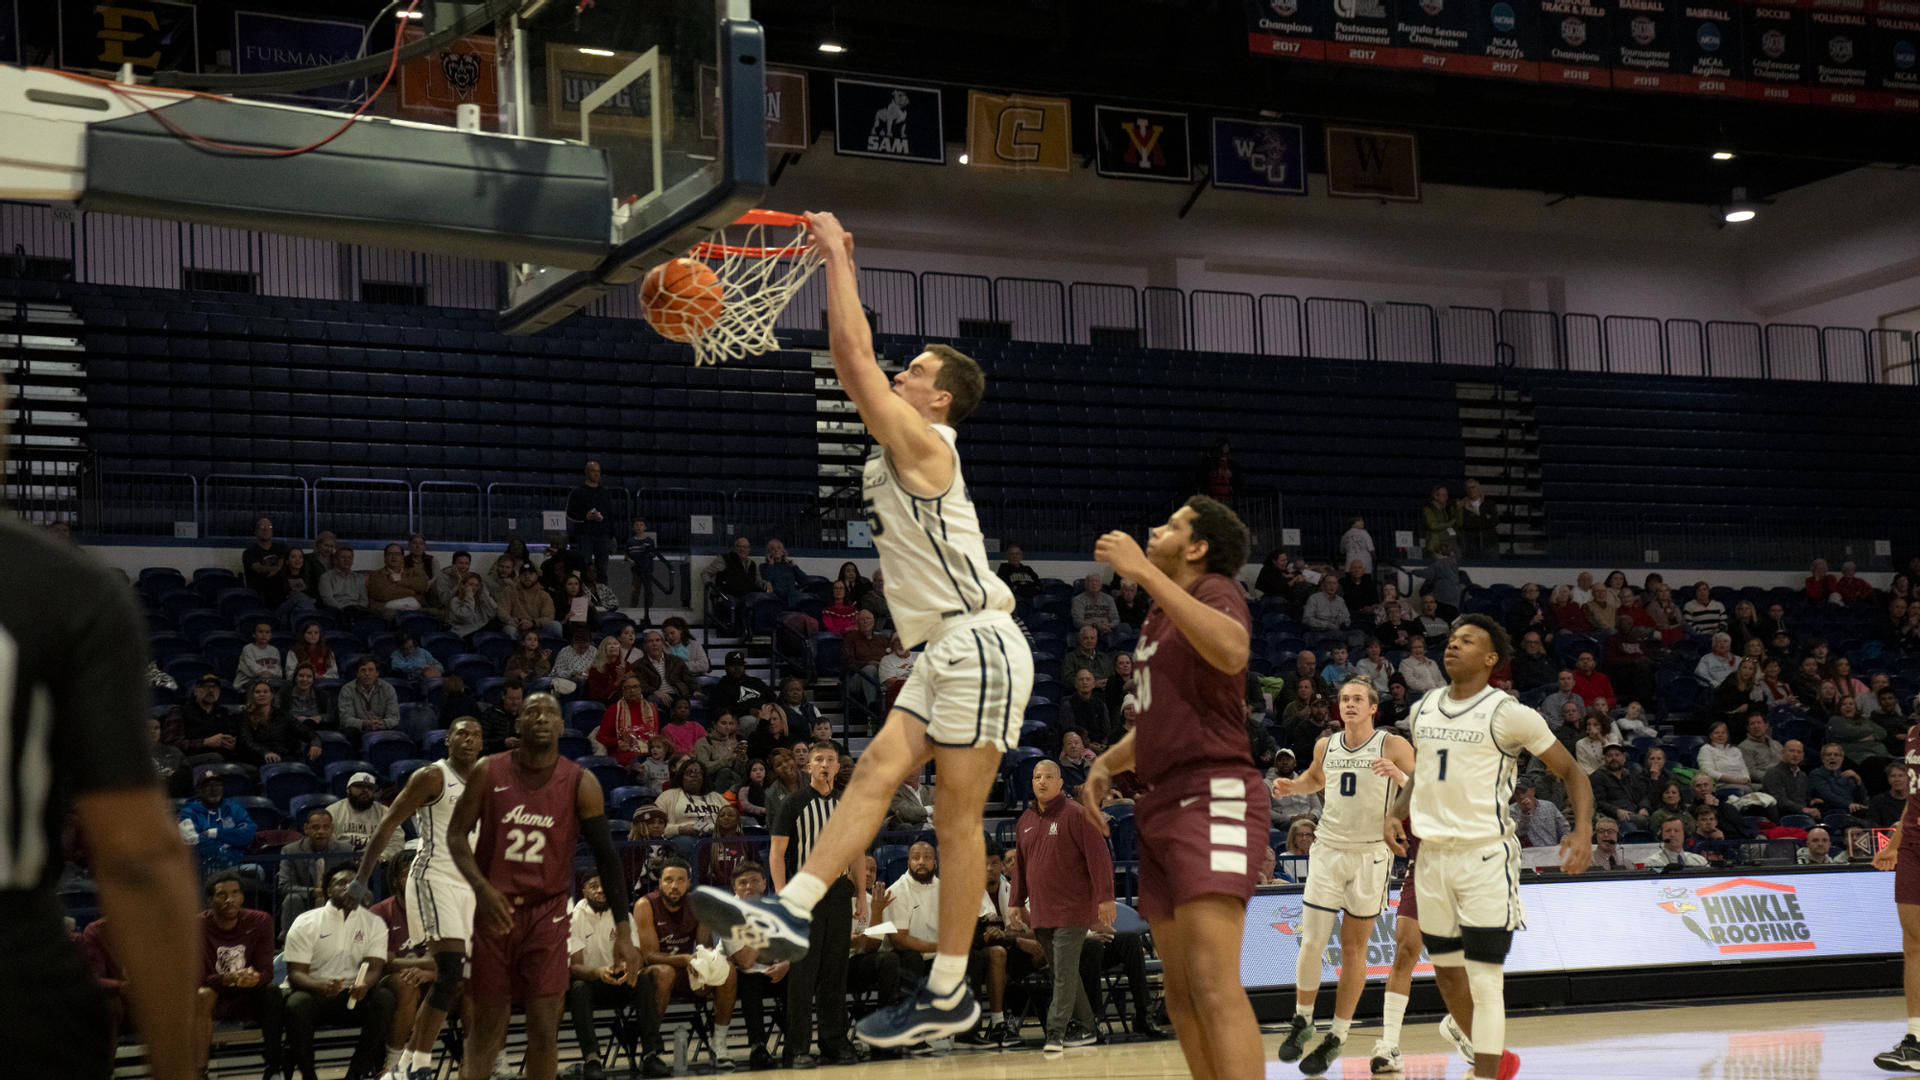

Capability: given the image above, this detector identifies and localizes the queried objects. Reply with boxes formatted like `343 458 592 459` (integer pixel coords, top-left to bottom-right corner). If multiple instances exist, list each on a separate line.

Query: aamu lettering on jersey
503 804 557 828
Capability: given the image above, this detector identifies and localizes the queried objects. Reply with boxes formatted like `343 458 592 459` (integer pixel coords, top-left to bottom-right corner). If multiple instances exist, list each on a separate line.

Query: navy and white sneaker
689 886 812 964
855 977 982 1048
1876 1034 1920 1071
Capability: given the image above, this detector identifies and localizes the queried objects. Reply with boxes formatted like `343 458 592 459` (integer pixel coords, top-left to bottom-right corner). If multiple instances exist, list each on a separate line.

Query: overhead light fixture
1723 186 1756 223
818 42 846 53
959 154 969 164
1712 151 1734 160
579 47 616 56
398 9 424 17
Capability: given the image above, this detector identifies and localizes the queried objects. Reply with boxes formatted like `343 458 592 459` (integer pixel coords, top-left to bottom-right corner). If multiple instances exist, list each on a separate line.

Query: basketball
640 257 725 342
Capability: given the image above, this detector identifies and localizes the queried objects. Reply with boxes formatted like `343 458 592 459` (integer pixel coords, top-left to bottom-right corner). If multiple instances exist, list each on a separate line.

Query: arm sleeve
1492 699 1560 759
580 815 632 921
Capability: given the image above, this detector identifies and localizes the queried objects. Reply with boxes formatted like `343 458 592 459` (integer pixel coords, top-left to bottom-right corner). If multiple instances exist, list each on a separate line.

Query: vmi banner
1211 118 1308 195
60 0 198 75
233 10 369 107
966 91 1072 173
1094 105 1193 182
1325 126 1421 200
835 78 946 165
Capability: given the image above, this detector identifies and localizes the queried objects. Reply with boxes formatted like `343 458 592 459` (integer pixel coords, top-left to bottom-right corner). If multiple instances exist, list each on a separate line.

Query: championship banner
1393 0 1475 71
400 30 498 125
1211 117 1308 195
1324 125 1420 200
1540 0 1615 85
1329 0 1401 63
1094 106 1193 182
59 0 198 76
1464 0 1546 78
1870 0 1920 111
1745 0 1812 102
1611 0 1682 90
700 62 809 151
1247 0 1330 59
965 90 1072 173
1809 0 1874 106
0 0 19 66
232 10 369 107
1672 1 1746 94
833 78 945 165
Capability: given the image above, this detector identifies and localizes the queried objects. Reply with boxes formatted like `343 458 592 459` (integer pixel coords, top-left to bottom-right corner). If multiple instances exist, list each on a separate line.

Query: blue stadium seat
362 731 419 774
575 755 627 794
325 760 381 798
289 793 333 829
557 731 593 760
389 758 430 784
423 729 449 760
260 762 319 811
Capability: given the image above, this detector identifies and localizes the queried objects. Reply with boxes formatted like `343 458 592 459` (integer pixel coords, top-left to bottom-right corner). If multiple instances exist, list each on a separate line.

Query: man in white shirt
284 867 396 1080
886 841 943 972
1570 571 1595 606
1398 636 1447 695
566 874 664 1080
1694 633 1736 687
1644 818 1707 869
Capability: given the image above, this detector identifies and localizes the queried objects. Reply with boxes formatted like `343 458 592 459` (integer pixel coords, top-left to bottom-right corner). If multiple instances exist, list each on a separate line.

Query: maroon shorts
1897 846 1920 907
1134 767 1266 923
1395 837 1421 923
468 894 571 1004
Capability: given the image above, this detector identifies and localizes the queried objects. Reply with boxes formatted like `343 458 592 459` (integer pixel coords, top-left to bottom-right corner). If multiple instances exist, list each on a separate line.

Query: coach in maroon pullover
1010 760 1115 1045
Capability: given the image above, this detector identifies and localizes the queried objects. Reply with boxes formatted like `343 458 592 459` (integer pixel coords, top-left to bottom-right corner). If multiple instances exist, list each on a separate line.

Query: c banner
966 90 1072 173
232 10 369 107
59 0 198 76
1094 105 1193 183
1325 125 1421 201
1211 117 1307 195
834 78 945 165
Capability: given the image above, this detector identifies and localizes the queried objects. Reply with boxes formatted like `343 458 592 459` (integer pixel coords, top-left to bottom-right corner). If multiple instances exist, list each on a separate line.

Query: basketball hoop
662 209 823 367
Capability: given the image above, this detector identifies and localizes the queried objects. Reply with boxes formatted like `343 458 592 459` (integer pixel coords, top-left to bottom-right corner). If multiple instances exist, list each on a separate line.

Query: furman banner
1211 118 1308 194
834 79 945 164
233 11 369 107
966 91 1072 173
1325 125 1420 200
1241 870 1898 990
59 0 198 76
1094 106 1193 182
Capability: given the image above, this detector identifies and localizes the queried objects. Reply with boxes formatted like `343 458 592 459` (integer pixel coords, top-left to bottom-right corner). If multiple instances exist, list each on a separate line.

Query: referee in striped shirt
770 741 868 1067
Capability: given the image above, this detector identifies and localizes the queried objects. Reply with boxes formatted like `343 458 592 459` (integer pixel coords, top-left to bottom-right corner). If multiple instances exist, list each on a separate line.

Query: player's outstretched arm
1095 530 1249 673
1537 742 1595 874
78 786 201 1080
804 212 947 463
1273 736 1330 798
353 764 442 891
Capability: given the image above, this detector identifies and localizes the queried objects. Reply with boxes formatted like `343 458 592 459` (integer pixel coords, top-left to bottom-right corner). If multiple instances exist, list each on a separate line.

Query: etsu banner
1211 118 1308 195
232 10 369 106
834 79 946 165
1094 106 1193 183
966 91 1072 173
59 0 198 75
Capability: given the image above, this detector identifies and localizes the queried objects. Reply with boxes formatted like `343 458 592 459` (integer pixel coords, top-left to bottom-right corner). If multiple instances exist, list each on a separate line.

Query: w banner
834 78 946 164
1325 126 1421 200
59 0 198 75
1211 117 1307 195
966 90 1072 173
233 10 369 107
1094 105 1193 182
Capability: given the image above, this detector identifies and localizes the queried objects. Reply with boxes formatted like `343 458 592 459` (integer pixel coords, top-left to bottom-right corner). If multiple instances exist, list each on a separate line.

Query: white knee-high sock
1465 959 1507 1069
778 871 827 918
1294 906 1337 1016
1382 991 1409 1047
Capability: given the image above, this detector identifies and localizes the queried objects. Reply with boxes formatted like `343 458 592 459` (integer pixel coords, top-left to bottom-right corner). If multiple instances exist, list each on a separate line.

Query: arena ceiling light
1712 151 1735 160
579 47 616 56
818 42 847 53
1722 187 1757 223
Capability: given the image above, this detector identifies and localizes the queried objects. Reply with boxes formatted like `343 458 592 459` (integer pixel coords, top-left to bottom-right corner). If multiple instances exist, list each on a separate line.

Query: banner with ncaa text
1094 105 1193 182
1211 118 1306 195
59 0 198 76
233 10 369 107
966 90 1072 173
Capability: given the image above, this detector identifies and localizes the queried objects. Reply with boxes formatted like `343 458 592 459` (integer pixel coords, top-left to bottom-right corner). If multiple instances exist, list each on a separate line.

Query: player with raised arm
1075 498 1266 1080
447 694 644 1080
1383 615 1593 1080
1870 716 1920 1070
1270 675 1415 1075
691 211 1033 1049
349 716 484 1080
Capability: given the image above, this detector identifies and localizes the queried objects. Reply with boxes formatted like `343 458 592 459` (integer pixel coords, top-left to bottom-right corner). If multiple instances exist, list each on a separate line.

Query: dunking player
1870 716 1920 1070
448 694 643 1079
1270 675 1414 1075
692 211 1034 1048
1076 498 1266 1080
1385 615 1592 1080
351 716 485 1080
0 511 200 1078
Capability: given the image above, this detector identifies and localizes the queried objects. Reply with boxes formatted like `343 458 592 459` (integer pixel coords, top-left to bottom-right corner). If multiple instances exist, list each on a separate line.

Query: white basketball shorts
406 868 477 947
1302 842 1395 919
892 611 1035 753
1410 836 1525 938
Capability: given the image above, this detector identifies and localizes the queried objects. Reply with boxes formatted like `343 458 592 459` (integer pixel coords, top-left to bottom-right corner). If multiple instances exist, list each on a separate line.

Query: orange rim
689 208 815 260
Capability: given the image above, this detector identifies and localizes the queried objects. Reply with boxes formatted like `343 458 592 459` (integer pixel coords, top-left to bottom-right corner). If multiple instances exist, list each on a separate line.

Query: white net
669 209 824 366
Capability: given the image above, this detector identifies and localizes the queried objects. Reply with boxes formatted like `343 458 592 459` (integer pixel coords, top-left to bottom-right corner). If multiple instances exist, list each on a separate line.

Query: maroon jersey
646 889 700 955
1902 724 1920 849
474 752 584 902
1132 572 1254 788
704 839 755 889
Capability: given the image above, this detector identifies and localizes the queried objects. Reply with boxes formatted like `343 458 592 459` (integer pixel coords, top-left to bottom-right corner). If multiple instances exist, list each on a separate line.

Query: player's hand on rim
1558 830 1593 875
1094 531 1149 580
803 212 854 263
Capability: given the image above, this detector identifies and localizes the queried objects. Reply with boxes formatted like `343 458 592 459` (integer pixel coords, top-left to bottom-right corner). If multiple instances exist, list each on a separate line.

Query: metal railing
11 197 1918 384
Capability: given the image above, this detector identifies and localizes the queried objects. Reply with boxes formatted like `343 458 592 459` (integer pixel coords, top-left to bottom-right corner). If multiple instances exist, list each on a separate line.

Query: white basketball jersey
859 424 1013 648
414 759 478 884
1316 728 1394 850
1408 685 1558 847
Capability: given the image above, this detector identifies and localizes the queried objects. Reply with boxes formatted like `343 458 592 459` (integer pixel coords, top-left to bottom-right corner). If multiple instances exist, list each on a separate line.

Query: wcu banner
1211 117 1308 195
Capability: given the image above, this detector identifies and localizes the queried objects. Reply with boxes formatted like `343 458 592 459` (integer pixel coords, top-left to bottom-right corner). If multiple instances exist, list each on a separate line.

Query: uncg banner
966 90 1072 173
233 10 369 107
834 79 945 165
1094 105 1193 182
60 0 198 75
1211 118 1307 195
